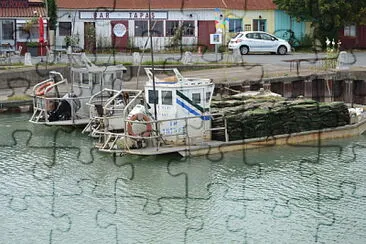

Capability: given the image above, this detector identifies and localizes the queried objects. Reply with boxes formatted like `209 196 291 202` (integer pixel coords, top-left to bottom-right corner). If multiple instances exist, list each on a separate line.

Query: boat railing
144 67 212 85
30 74 69 123
83 88 144 135
30 95 91 124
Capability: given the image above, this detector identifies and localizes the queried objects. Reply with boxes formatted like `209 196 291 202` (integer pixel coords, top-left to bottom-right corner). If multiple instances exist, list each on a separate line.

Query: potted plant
64 34 80 51
23 16 37 33
26 41 39 56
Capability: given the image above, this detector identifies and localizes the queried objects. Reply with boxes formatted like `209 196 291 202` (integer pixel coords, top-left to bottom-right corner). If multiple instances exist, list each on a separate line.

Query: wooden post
283 81 293 98
304 79 313 99
263 83 271 91
323 79 333 102
344 80 354 104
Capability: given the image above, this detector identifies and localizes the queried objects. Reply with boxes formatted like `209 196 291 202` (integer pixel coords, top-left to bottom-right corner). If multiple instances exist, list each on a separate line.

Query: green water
1 113 366 243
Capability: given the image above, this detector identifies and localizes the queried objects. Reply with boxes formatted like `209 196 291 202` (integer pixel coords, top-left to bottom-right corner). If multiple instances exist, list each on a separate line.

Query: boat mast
148 0 158 121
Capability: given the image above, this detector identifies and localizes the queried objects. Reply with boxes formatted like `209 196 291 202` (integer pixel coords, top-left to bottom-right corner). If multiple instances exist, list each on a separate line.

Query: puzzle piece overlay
1 0 366 242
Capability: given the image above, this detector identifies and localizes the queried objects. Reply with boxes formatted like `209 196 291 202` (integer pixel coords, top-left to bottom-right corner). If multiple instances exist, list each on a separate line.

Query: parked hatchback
228 31 292 55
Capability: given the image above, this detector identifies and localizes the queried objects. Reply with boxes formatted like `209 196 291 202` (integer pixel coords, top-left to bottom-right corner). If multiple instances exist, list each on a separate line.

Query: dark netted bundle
211 97 350 141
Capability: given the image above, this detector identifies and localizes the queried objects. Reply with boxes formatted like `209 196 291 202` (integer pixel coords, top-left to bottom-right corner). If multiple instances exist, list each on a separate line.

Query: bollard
24 52 32 66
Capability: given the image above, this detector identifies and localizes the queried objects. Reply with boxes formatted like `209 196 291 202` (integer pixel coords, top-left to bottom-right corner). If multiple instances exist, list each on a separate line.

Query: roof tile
56 0 276 10
0 7 46 18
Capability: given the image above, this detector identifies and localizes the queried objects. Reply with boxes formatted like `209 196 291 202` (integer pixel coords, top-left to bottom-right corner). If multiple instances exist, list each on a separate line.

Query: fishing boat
29 54 126 126
82 67 227 155
83 67 366 157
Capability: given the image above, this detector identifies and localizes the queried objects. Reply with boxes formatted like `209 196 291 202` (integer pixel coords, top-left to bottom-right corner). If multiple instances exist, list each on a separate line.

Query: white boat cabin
144 68 214 143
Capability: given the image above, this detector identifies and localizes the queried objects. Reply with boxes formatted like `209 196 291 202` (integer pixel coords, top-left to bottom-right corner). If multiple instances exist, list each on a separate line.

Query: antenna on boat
148 0 158 121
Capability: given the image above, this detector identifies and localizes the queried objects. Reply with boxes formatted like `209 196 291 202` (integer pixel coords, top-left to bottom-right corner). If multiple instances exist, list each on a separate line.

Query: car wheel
277 45 287 55
240 46 249 55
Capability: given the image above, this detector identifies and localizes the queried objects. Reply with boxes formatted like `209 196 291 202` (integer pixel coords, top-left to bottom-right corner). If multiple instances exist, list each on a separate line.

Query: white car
228 31 292 55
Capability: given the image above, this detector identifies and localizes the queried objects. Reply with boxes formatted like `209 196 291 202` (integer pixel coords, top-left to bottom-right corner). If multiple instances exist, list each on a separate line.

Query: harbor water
1 113 366 243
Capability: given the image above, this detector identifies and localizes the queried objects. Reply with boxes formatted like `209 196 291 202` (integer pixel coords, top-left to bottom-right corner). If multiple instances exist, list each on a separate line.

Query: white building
56 0 278 52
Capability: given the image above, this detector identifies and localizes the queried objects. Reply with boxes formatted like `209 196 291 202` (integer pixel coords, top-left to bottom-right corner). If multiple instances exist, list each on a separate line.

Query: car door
259 33 277 52
245 33 261 52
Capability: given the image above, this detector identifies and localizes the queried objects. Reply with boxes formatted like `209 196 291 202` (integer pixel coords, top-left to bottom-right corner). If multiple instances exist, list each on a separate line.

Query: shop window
182 21 194 36
135 21 163 37
162 91 172 105
135 21 148 37
244 24 251 31
59 22 72 36
166 21 179 37
148 90 159 104
2 21 14 40
192 93 201 104
18 24 38 40
166 21 195 37
151 21 164 36
229 19 242 33
344 25 356 37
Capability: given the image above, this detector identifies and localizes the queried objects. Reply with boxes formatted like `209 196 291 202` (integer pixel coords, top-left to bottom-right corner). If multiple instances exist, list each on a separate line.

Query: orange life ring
36 82 54 96
127 113 152 137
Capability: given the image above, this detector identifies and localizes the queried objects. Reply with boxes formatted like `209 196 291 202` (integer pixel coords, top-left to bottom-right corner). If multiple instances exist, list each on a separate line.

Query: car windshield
233 33 242 39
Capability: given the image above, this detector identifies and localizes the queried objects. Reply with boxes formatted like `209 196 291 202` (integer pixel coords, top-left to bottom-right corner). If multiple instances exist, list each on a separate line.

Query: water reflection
1 113 366 243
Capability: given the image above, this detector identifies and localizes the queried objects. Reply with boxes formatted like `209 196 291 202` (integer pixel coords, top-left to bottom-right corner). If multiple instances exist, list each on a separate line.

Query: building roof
0 0 46 18
0 7 46 18
56 0 277 10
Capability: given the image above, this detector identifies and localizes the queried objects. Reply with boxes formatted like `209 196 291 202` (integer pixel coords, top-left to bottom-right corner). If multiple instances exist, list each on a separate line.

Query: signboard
113 23 127 37
80 11 168 20
0 0 29 8
210 33 222 45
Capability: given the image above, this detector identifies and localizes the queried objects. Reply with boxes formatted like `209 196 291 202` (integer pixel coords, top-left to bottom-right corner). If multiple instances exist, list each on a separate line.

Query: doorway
84 22 96 53
111 21 129 52
198 21 216 50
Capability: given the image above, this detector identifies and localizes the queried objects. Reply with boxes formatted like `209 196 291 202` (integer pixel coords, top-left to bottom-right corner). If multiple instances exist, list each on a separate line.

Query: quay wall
1 66 366 111
215 69 366 105
0 64 232 90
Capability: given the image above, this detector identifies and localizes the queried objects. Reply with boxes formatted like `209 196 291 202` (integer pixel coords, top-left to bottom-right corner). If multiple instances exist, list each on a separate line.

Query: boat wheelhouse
29 56 126 126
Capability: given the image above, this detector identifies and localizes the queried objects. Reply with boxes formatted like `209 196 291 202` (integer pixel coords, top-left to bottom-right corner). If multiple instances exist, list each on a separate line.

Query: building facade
339 24 366 49
57 0 306 52
0 0 47 55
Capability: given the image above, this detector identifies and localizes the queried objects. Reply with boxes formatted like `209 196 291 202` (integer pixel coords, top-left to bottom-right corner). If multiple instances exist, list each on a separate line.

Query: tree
273 0 366 45
46 0 57 30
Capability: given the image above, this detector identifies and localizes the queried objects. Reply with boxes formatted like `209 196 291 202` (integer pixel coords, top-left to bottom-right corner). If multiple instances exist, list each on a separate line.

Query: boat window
162 91 172 105
206 92 211 103
192 93 201 104
82 73 89 84
103 73 114 85
74 72 81 84
92 73 101 84
148 90 159 104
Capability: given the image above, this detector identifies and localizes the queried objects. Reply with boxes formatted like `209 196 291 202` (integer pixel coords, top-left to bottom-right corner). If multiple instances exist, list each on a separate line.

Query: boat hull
119 119 366 157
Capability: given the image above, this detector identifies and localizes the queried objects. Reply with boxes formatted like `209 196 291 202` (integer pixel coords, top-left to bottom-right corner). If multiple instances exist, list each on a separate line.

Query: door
198 21 216 51
259 33 277 52
111 21 129 52
245 32 261 52
84 22 96 53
